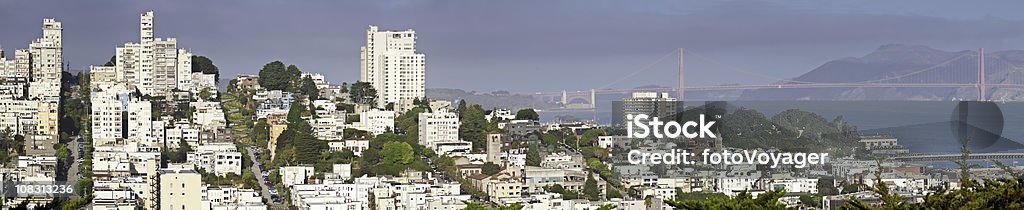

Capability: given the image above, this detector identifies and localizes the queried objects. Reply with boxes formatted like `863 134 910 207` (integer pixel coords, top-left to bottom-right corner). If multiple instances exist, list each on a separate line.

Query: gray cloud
1 0 1023 92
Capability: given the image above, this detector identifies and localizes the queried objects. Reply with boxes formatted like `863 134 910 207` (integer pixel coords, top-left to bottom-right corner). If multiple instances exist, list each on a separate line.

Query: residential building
418 108 464 153
191 101 226 131
111 11 194 97
359 25 425 108
358 109 394 135
485 109 516 122
188 142 243 176
280 166 314 187
27 18 63 101
201 186 267 210
622 92 677 135
159 167 202 210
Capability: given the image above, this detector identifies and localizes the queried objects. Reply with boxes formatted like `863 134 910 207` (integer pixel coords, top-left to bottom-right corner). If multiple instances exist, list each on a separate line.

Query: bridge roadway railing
891 153 1024 162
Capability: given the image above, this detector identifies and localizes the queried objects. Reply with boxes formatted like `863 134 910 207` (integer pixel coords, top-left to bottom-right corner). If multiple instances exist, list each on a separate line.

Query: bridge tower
561 90 568 105
590 89 596 108
677 48 685 101
979 48 986 101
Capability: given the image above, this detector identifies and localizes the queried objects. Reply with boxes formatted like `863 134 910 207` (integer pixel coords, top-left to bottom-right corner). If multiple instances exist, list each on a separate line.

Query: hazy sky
2 0 1024 92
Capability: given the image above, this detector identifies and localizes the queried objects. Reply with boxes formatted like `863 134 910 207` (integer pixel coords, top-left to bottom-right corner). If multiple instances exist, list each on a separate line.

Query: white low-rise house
358 109 394 135
188 142 243 176
504 153 526 168
311 114 346 141
524 194 646 210
165 121 200 149
311 99 337 116
92 188 142 210
280 166 314 187
253 90 294 119
291 178 377 209
769 179 820 194
202 186 267 210
191 72 218 95
0 99 38 139
434 141 472 157
0 77 28 101
639 187 677 200
597 135 630 149
191 101 227 131
301 73 330 90
328 139 369 156
485 108 516 122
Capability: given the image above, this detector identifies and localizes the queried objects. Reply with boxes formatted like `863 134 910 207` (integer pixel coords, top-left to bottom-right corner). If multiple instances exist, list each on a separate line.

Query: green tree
481 162 502 175
299 75 320 100
526 144 541 166
515 108 539 121
103 55 116 66
460 104 494 152
583 172 600 201
349 81 377 105
253 119 270 146
191 55 220 81
258 61 289 90
595 204 615 210
817 177 839 196
382 141 413 165
287 99 308 123
285 64 302 89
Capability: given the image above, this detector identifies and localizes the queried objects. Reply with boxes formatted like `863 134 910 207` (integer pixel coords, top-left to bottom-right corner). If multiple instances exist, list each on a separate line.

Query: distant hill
862 121 1024 153
741 44 1024 100
427 88 558 110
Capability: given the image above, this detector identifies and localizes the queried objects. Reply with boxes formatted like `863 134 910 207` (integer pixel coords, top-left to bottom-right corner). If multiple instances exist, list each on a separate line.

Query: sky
2 0 1024 93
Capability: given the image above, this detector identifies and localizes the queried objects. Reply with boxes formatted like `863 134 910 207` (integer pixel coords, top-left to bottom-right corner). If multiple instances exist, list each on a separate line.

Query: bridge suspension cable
597 48 680 90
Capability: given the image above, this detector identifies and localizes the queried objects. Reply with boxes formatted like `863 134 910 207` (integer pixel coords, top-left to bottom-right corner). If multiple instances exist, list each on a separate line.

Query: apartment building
359 25 425 108
104 11 195 97
159 167 202 210
187 142 243 176
201 186 267 210
418 108 462 149
358 109 394 135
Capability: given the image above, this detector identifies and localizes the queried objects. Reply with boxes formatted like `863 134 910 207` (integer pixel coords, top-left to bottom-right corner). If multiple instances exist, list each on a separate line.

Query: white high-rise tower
27 18 63 101
108 11 193 96
359 25 425 108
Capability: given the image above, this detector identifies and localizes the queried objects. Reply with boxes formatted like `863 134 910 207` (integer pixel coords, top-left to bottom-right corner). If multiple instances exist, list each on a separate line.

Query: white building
0 99 39 136
188 142 243 176
0 18 63 144
202 186 267 210
280 166 314 187
159 167 202 210
358 109 394 135
311 115 346 141
359 25 425 108
110 11 194 97
328 140 369 156
485 109 516 122
27 18 63 101
165 122 200 149
418 108 461 149
192 101 227 131
91 86 157 147
301 73 330 90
